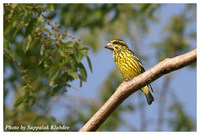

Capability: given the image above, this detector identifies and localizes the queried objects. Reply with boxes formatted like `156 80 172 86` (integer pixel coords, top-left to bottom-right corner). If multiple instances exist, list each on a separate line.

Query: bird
105 39 154 105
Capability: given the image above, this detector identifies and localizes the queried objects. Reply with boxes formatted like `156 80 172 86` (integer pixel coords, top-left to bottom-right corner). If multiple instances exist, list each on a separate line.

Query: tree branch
79 49 197 132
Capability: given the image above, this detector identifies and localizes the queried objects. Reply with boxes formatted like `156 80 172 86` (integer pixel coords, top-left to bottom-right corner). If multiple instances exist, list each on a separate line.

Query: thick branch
79 49 197 132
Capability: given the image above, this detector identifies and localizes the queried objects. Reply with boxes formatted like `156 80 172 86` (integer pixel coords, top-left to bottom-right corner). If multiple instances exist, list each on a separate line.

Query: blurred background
4 3 196 131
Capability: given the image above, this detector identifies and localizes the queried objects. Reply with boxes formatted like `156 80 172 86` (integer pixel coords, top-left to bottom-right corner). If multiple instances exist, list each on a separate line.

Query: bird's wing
129 49 146 73
129 49 154 92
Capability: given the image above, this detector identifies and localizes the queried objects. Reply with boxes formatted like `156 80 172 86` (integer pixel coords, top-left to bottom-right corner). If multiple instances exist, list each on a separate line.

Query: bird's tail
141 85 154 105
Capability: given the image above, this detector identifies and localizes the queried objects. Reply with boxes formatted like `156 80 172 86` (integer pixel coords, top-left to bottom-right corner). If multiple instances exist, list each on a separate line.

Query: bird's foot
123 78 126 82
123 78 132 82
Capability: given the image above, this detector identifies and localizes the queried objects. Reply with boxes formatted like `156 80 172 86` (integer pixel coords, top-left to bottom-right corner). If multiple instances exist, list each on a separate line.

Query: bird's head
105 39 129 52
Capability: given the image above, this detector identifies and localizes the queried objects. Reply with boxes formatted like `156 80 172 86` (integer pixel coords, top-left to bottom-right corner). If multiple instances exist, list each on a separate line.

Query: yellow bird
105 39 154 105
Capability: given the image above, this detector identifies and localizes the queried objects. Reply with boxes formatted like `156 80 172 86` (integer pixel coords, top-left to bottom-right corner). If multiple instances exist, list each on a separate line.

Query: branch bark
79 49 197 132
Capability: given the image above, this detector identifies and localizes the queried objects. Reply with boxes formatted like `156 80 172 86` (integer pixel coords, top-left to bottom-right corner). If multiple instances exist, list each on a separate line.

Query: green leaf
40 44 45 56
4 39 11 51
86 56 92 72
49 69 60 86
11 3 18 9
49 80 55 86
42 56 73 76
25 18 37 37
75 51 83 63
59 41 74 56
25 35 32 53
48 85 63 97
59 56 73 66
28 95 36 107
4 15 18 34
67 84 79 91
54 72 73 85
38 57 45 65
12 14 25 38
65 41 75 47
79 45 89 51
14 96 25 107
67 69 79 79
78 63 87 82
50 69 61 81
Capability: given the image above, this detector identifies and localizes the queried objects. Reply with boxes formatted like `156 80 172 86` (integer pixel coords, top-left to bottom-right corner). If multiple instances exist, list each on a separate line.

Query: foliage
49 4 160 52
4 3 92 130
4 3 92 107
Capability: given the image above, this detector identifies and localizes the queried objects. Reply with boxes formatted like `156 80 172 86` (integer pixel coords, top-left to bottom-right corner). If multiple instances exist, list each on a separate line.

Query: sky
48 4 197 131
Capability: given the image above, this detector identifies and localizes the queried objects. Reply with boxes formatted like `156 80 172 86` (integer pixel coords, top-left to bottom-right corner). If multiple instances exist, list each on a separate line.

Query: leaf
86 56 92 72
41 56 72 76
38 57 45 65
53 72 73 86
49 80 55 86
67 84 79 91
58 56 73 66
78 63 87 82
52 70 61 80
25 35 32 53
4 15 18 34
75 51 83 63
40 44 45 56
59 42 75 56
12 19 24 38
4 39 11 51
48 85 63 97
66 41 75 47
67 69 79 80
14 96 25 107
69 72 79 80
29 96 36 107
79 45 89 51
25 18 37 37
11 3 18 9
22 85 29 90
49 69 61 86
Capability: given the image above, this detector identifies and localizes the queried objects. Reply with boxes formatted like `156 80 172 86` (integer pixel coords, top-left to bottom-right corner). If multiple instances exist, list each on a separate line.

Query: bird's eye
114 46 119 49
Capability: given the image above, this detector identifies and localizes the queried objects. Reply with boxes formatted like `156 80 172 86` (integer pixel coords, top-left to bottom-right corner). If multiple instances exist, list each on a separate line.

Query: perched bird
105 39 154 105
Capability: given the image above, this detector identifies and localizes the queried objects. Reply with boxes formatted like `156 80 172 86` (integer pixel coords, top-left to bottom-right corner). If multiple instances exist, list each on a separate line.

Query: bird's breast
113 51 139 79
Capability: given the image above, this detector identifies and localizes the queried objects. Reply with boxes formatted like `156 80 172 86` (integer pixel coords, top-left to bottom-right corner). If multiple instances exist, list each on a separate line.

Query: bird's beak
105 42 114 50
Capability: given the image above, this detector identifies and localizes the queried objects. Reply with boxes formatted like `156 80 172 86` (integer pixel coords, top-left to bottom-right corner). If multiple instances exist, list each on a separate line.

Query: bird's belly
115 59 139 79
